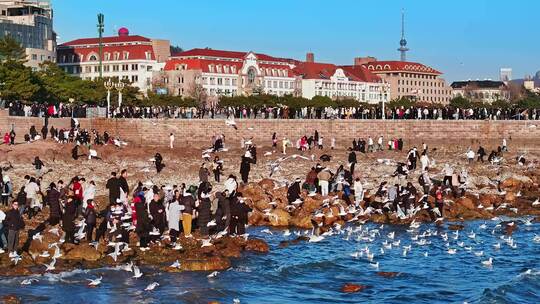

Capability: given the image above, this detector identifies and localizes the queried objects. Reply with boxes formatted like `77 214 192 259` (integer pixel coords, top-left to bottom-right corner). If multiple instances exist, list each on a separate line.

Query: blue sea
1 219 540 304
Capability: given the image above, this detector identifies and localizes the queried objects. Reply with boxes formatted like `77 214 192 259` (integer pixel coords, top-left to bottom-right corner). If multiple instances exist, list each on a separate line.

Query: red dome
118 27 129 37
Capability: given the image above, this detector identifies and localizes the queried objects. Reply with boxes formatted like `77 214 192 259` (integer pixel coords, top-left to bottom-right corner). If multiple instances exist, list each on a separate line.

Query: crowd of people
0 115 523 259
6 101 540 121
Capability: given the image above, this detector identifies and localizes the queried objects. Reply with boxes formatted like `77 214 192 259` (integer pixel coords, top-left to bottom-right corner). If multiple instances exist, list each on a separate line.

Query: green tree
0 36 26 63
449 96 472 108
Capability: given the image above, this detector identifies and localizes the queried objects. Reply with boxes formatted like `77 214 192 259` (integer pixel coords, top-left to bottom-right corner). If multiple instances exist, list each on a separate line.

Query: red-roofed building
57 29 170 93
162 49 386 104
293 57 389 104
162 48 299 102
359 57 452 103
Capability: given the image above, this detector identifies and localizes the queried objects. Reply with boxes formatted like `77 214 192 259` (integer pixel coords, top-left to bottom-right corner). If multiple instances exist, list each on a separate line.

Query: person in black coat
41 125 48 140
149 194 166 236
118 169 129 198
229 194 252 235
62 194 77 244
215 190 231 233
477 146 486 162
154 153 164 173
71 144 79 160
135 196 151 248
5 201 25 255
105 172 120 205
348 148 357 174
84 200 97 242
46 183 61 226
287 178 302 204
240 152 254 184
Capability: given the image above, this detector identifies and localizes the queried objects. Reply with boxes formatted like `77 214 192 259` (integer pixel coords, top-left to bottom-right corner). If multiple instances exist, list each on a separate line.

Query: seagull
121 262 134 272
447 248 457 255
261 229 273 235
21 278 38 285
283 230 291 237
132 265 143 279
145 282 160 291
48 227 60 237
533 235 540 243
170 260 181 269
32 233 43 243
207 271 219 278
207 220 217 227
233 299 241 304
308 234 325 243
87 276 103 287
225 119 237 130
201 239 213 247
423 252 428 257
533 198 540 206
494 243 501 249
369 262 379 270
482 258 493 267
474 251 484 257
43 258 56 271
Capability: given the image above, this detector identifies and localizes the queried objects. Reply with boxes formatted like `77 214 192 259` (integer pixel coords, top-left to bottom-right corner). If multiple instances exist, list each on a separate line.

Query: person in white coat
169 133 175 149
167 192 184 249
420 152 430 171
353 178 364 205
82 180 96 210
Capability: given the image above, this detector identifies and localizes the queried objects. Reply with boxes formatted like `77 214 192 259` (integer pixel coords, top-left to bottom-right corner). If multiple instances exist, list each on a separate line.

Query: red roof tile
293 62 381 83
363 61 441 75
57 44 155 62
60 35 152 47
172 48 294 64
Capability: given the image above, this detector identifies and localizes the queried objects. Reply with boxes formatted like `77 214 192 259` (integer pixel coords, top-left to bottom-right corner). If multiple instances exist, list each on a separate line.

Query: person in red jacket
3 133 9 145
71 177 84 215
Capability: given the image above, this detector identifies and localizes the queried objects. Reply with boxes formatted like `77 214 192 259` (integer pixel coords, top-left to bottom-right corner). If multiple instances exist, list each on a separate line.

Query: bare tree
187 81 207 108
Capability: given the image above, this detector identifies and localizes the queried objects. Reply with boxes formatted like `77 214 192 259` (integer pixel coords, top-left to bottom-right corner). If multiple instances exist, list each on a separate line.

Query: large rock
456 197 475 210
341 283 367 293
289 212 313 229
62 244 102 261
258 179 275 191
180 256 231 271
245 238 269 253
269 209 291 226
505 192 516 202
248 209 266 226
302 197 323 213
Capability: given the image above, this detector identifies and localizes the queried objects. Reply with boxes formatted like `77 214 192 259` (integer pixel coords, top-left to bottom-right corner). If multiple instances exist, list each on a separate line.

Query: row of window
397 87 451 95
397 79 446 87
59 51 153 63
397 95 451 102
265 80 295 90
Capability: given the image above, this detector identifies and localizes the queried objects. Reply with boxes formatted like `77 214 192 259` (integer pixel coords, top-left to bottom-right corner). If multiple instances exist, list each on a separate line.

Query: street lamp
69 98 75 118
104 80 114 118
115 81 125 109
381 80 389 120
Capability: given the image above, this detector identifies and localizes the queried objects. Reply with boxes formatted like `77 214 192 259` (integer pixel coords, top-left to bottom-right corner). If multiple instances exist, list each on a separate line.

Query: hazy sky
53 0 540 82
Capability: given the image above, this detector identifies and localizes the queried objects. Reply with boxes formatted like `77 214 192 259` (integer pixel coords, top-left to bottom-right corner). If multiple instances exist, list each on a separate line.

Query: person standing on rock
149 193 166 237
106 172 120 205
348 148 357 175
84 199 97 242
353 178 364 205
502 138 508 152
4 201 24 257
134 196 151 249
154 153 164 174
224 175 238 197
420 152 430 171
119 169 129 203
169 133 175 149
215 190 231 233
181 190 195 238
477 146 486 162
41 125 48 140
212 156 223 183
317 168 332 197
9 129 15 145
434 186 444 219
1 176 12 206
240 151 254 184
466 148 475 164
167 191 183 248
229 195 252 236
197 190 212 236
287 178 302 204
32 157 44 178
45 182 61 226
62 192 77 244
199 163 210 183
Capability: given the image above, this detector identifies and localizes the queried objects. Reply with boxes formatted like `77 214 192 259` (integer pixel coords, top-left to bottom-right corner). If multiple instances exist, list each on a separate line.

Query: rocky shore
1 138 540 278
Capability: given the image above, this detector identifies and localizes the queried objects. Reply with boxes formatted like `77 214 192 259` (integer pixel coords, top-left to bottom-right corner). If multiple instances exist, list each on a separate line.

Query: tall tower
397 9 409 62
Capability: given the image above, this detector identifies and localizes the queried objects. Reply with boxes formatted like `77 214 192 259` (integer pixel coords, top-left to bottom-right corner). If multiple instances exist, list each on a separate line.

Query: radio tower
398 9 409 62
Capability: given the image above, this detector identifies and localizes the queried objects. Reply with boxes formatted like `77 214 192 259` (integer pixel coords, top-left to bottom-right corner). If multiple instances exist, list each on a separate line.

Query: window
94 66 100 73
113 65 119 72
104 53 110 61
85 66 92 73
113 52 120 60
178 77 184 84
145 52 152 60
104 65 110 72
209 65 214 73
217 78 223 85
247 68 256 84
122 64 129 71
131 75 138 82
232 78 237 86
31 54 37 60
123 52 129 60
131 64 138 71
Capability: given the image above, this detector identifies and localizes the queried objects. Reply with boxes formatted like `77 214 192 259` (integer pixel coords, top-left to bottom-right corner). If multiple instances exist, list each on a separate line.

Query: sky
52 0 540 82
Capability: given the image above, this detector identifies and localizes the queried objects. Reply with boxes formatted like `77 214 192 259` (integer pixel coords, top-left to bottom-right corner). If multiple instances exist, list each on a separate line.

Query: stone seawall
1 110 539 148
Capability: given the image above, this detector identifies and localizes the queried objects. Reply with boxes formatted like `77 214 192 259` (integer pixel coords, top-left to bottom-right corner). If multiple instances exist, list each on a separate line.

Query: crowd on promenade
5 101 540 120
